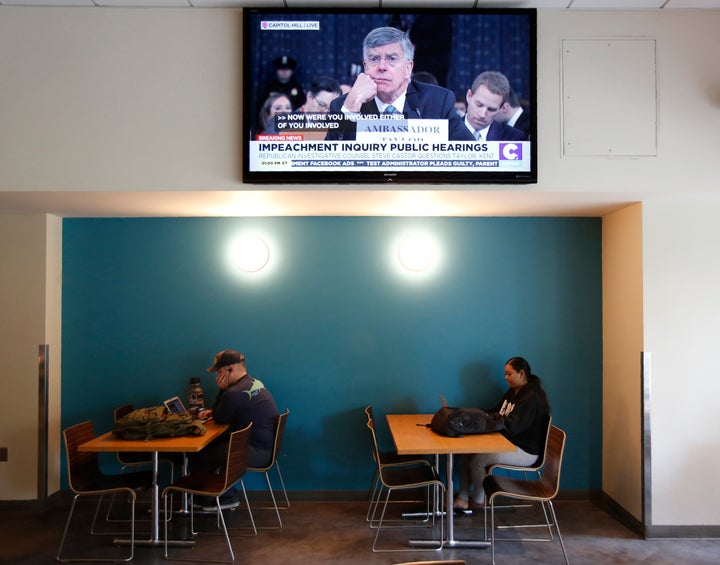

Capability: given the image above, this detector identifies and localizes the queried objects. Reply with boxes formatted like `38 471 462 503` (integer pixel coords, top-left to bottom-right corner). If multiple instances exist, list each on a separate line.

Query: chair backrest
114 404 134 421
223 422 253 491
63 421 102 493
113 403 150 465
366 418 383 472
539 425 566 498
271 409 290 464
532 414 553 469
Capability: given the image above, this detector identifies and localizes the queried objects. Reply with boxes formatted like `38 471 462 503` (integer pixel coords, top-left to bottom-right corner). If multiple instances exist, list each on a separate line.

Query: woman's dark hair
259 91 291 129
506 356 550 412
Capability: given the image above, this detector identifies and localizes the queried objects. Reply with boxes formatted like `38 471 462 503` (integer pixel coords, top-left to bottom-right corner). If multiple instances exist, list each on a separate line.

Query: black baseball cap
207 350 245 372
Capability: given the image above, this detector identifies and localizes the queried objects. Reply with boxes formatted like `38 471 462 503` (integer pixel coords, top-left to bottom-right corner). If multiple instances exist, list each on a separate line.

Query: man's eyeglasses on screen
365 54 404 67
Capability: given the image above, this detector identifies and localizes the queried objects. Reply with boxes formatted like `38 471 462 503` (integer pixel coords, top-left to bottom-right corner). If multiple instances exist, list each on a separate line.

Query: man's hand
216 368 233 390
343 73 377 112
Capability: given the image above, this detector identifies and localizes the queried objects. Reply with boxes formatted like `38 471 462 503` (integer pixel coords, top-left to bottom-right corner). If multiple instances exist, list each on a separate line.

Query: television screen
243 7 536 185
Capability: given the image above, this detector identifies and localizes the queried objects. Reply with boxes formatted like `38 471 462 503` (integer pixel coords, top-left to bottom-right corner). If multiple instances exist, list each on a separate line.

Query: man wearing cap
258 54 306 112
192 350 279 507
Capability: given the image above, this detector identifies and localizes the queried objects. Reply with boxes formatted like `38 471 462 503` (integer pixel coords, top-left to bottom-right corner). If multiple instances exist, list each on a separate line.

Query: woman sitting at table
453 356 551 510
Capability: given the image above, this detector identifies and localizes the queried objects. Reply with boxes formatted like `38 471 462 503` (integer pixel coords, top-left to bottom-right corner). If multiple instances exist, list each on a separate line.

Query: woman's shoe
453 497 469 510
469 499 485 510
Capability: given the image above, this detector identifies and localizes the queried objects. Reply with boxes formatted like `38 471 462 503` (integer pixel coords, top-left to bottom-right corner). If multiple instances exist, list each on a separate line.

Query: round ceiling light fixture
397 233 438 272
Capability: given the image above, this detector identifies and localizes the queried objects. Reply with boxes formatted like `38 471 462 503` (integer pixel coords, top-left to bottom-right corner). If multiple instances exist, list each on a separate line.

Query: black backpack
430 406 505 438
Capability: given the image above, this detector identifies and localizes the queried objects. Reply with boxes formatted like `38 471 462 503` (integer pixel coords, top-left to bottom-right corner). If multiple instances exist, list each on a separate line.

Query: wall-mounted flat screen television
243 7 536 185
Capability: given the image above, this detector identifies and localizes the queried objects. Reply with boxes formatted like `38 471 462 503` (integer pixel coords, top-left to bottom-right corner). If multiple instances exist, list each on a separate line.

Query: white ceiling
2 1 720 9
2 0 717 217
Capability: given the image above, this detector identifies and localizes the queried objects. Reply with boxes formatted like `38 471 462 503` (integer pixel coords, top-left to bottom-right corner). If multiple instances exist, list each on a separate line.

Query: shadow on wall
459 361 504 408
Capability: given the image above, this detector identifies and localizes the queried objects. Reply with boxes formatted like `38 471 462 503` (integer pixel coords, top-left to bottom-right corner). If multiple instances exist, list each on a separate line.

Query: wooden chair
486 415 554 539
246 408 290 528
365 405 432 524
367 419 446 553
57 420 152 563
162 423 254 563
483 425 570 565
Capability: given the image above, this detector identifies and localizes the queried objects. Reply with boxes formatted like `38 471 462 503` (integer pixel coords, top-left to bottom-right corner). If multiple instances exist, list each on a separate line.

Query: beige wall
1 7 719 527
0 8 719 195
46 215 63 496
0 214 61 500
643 200 720 526
602 204 644 520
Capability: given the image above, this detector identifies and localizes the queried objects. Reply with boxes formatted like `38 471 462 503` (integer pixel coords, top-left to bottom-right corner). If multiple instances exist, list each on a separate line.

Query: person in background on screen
297 76 343 114
494 87 532 139
258 55 306 111
454 96 467 119
191 350 280 510
464 71 527 142
454 356 551 511
256 92 292 136
325 26 473 142
408 13 453 87
412 71 439 86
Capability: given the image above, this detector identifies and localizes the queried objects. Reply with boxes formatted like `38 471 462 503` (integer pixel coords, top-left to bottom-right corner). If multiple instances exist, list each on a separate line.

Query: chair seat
168 471 228 496
378 450 428 466
74 468 153 494
380 465 439 489
484 475 555 501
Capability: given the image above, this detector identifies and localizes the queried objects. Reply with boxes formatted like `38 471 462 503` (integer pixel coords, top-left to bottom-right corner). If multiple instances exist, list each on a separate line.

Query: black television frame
242 7 537 185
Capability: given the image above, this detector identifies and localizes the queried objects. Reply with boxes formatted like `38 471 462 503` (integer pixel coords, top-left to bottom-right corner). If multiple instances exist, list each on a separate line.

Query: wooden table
386 413 516 549
79 420 228 546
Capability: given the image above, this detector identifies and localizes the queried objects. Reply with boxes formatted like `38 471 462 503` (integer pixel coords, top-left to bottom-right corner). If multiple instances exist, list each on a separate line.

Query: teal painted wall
62 216 601 492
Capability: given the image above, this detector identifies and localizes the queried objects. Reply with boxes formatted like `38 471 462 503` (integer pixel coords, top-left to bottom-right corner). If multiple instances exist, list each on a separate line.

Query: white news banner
250 118 529 172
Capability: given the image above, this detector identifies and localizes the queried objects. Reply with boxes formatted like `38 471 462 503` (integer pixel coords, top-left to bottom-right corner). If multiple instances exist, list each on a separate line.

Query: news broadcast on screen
243 8 537 184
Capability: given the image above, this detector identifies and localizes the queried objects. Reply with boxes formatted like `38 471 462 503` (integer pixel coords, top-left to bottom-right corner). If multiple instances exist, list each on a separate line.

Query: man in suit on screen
464 71 527 142
324 26 474 142
494 87 531 139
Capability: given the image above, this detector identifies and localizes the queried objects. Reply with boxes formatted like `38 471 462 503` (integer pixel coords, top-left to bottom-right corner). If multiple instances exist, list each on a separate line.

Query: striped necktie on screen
474 129 483 141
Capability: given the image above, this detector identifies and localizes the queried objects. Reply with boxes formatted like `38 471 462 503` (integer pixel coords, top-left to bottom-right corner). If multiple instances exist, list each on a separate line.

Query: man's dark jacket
325 79 474 142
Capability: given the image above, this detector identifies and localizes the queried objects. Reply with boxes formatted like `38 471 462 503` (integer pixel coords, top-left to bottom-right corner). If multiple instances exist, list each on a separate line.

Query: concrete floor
3 495 720 564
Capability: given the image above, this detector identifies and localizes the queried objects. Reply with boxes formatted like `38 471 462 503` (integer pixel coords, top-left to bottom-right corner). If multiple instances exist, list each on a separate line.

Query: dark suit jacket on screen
484 120 527 142
511 107 531 138
325 80 474 142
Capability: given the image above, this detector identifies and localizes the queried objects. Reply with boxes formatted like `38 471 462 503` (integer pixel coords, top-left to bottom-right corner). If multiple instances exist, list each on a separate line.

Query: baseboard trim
644 524 720 539
598 491 720 539
599 491 644 537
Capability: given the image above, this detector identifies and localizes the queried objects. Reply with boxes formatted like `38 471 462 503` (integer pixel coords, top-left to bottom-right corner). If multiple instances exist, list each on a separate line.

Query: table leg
114 451 194 547
442 453 489 548
179 453 191 514
401 454 445 521
409 453 490 549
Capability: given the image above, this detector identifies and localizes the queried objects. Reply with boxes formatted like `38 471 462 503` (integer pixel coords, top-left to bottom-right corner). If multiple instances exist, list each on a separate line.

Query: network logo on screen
499 143 523 161
261 21 320 31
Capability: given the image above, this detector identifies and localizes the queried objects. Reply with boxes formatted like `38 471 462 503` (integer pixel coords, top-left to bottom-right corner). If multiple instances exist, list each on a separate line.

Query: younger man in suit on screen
464 71 527 142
